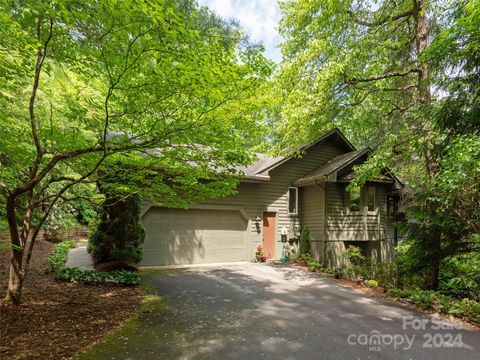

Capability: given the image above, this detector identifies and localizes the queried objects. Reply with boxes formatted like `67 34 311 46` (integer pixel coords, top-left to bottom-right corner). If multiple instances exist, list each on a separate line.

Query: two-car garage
141 207 250 266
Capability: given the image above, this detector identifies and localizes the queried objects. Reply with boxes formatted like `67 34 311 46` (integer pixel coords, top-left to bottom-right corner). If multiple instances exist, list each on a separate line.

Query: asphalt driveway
79 262 480 360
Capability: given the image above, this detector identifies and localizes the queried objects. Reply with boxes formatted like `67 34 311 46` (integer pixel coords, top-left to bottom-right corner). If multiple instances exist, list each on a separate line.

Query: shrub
299 227 311 257
340 267 356 281
372 261 398 289
322 267 335 276
88 192 145 265
395 240 480 300
47 240 140 286
308 261 322 272
439 252 480 300
342 246 365 266
368 280 379 288
46 240 76 273
386 287 480 323
302 254 324 272
340 246 378 281
448 299 480 321
396 239 427 288
56 268 141 286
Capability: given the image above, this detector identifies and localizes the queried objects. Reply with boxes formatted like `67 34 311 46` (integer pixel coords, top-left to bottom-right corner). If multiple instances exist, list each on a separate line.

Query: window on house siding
288 187 298 214
387 195 397 217
348 186 361 212
367 186 376 212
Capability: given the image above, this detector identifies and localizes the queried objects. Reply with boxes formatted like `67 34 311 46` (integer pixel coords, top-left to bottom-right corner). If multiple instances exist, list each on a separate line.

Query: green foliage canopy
0 0 272 303
274 0 479 290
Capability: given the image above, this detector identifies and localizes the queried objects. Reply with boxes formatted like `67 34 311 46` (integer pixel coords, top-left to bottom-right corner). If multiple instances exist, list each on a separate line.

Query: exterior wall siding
300 185 325 263
143 135 398 265
324 182 396 266
326 182 383 241
199 139 345 259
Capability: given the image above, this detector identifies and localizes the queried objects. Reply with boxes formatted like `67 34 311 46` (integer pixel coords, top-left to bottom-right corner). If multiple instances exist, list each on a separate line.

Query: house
140 129 403 268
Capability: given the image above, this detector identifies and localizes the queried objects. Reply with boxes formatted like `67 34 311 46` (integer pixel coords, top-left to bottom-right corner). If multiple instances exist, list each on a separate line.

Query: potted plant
255 245 264 262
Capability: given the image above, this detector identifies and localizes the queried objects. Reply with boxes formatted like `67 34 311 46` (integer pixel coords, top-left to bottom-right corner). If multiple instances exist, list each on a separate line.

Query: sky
198 0 283 63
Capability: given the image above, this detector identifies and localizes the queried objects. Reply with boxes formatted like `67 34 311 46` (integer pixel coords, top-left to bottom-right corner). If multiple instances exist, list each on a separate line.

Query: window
348 186 361 212
288 187 298 214
367 186 376 212
387 196 397 218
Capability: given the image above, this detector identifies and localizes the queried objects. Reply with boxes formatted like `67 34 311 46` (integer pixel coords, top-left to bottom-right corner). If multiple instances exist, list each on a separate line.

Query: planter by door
262 212 276 259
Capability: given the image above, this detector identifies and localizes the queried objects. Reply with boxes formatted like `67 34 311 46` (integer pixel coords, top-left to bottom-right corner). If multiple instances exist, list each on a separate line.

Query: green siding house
141 129 403 267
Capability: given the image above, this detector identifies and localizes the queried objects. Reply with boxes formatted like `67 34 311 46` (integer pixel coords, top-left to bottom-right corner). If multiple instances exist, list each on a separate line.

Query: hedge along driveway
76 263 480 360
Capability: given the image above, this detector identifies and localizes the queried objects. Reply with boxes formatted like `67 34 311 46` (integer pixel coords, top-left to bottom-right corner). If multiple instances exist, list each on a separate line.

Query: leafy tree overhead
0 0 272 304
275 0 479 289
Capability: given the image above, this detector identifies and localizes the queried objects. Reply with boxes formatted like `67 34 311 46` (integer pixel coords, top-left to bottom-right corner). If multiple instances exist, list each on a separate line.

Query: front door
263 212 276 259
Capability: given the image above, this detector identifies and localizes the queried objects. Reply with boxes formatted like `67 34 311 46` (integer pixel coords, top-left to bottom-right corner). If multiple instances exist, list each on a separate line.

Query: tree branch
29 19 54 172
348 8 414 27
345 69 421 85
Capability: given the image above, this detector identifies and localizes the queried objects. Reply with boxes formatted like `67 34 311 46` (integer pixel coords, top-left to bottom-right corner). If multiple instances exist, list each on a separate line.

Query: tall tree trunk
5 260 24 305
414 0 441 290
414 0 431 105
4 196 24 305
424 226 441 290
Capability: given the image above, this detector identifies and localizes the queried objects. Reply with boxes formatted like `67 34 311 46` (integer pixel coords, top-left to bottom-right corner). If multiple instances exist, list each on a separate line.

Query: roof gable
293 148 371 186
240 128 356 181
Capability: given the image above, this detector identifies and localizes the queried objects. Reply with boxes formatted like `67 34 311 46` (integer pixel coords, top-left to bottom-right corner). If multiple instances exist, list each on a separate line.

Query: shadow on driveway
77 263 480 360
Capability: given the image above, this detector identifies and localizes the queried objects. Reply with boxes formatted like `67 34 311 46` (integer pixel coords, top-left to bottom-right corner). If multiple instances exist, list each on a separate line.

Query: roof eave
241 174 271 183
293 175 327 187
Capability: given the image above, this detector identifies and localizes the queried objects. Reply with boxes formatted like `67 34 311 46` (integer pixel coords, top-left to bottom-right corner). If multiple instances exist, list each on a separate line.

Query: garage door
141 207 249 266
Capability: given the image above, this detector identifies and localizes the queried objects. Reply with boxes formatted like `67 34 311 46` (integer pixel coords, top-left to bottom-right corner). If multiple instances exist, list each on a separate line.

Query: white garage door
141 207 249 266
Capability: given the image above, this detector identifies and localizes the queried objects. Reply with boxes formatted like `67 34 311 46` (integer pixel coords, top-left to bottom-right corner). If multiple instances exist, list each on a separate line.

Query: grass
75 270 173 359
139 267 174 279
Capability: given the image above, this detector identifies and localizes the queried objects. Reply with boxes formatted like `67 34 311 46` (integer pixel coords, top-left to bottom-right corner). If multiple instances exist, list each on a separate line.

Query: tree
0 0 272 304
88 191 145 268
275 0 478 289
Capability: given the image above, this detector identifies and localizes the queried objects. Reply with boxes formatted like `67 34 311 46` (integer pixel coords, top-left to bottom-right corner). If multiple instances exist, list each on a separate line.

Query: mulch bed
0 240 141 360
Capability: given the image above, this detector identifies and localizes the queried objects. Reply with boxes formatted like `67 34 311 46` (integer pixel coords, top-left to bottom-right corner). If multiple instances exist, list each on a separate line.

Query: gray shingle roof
235 153 285 181
293 148 371 186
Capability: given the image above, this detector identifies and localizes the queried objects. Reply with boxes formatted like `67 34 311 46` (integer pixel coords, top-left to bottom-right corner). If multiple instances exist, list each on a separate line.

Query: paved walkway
65 246 94 270
76 262 479 360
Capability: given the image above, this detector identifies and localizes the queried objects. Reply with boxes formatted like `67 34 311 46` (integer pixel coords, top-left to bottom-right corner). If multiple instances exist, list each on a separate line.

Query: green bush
46 240 76 273
47 240 140 286
368 280 378 288
386 288 414 298
396 239 427 288
439 252 480 300
342 246 366 266
340 246 374 280
322 267 335 276
372 261 398 289
395 240 479 300
57 267 140 286
386 288 480 323
88 192 145 264
302 254 332 273
448 299 480 320
308 261 322 272
299 227 311 257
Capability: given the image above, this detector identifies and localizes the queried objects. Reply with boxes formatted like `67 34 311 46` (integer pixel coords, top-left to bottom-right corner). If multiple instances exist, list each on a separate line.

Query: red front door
263 212 276 259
